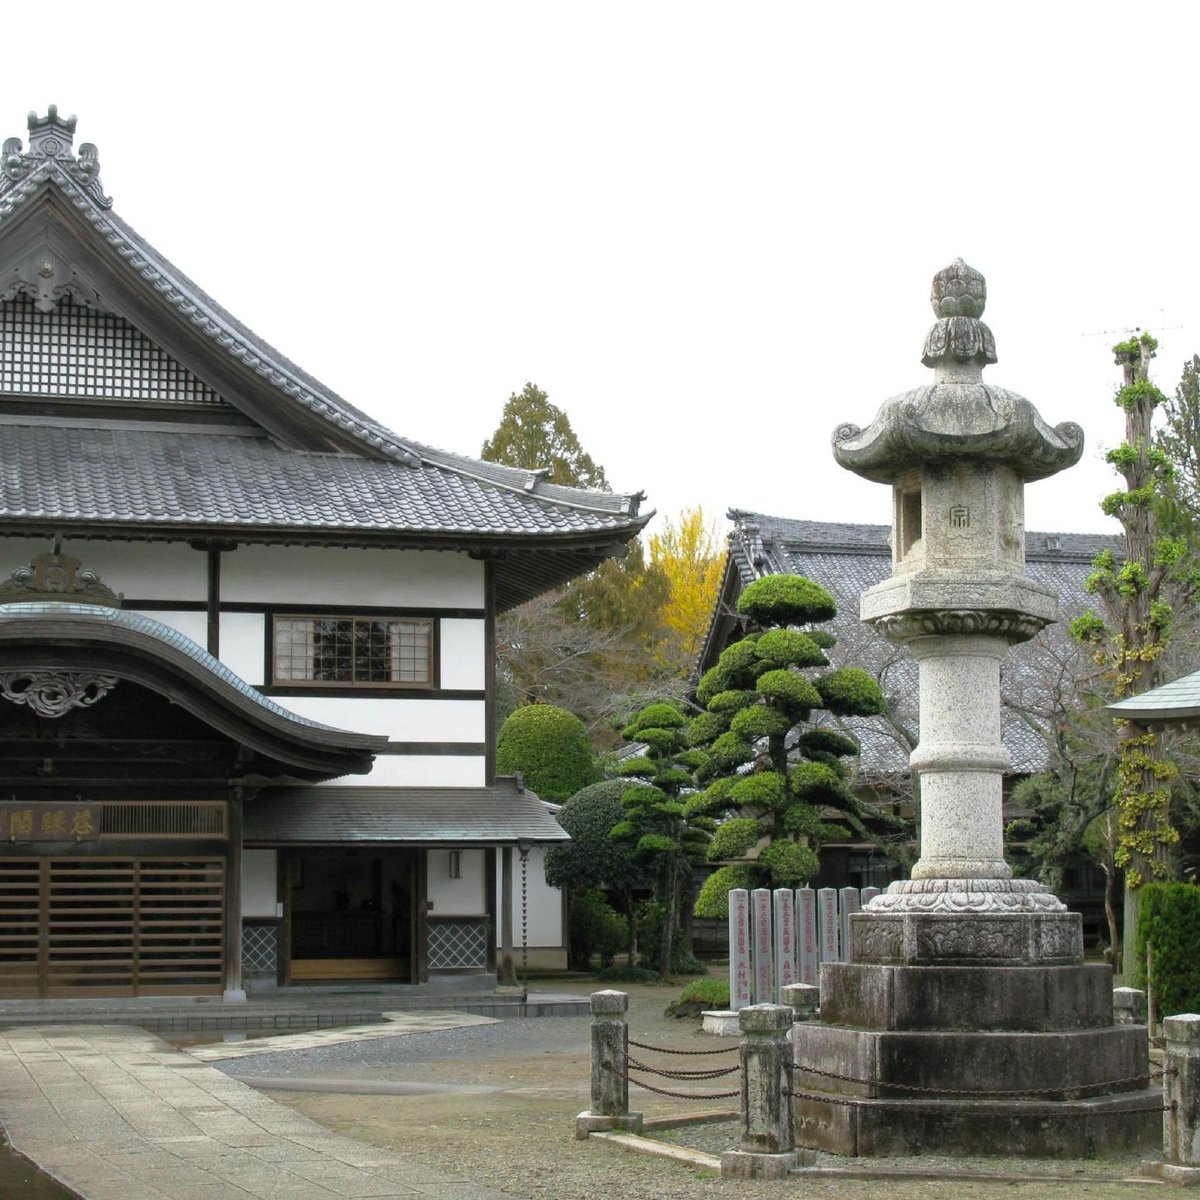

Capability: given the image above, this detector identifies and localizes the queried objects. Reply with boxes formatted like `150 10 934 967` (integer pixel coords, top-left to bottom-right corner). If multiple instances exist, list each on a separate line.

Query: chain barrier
624 1071 740 1101
628 1037 738 1057
794 1062 1163 1099
627 1056 739 1081
789 1086 1167 1118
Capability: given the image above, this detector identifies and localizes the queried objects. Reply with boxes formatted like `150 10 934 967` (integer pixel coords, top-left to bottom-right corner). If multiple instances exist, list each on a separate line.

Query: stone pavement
0 1024 521 1199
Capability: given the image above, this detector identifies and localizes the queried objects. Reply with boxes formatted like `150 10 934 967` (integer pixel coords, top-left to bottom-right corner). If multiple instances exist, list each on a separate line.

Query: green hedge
495 704 597 800
1136 882 1200 1017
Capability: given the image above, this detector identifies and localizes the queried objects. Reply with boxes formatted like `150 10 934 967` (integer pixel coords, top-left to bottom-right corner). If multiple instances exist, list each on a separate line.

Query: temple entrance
286 848 423 983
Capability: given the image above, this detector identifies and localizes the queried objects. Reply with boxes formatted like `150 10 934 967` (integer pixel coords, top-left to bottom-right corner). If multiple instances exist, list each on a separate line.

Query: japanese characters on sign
0 803 100 842
728 888 752 1011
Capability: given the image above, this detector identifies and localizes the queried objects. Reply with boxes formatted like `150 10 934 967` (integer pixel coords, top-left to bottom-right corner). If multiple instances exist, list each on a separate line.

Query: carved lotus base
866 877 1067 914
849 909 1082 966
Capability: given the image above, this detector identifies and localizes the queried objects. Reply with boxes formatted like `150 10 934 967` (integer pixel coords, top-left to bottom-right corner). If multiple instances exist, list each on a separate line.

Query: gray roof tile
0 422 643 538
1107 669 1200 723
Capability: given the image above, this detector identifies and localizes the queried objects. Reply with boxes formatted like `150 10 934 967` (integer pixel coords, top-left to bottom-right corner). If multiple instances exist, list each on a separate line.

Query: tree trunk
1102 864 1120 975
1122 884 1142 987
657 864 676 982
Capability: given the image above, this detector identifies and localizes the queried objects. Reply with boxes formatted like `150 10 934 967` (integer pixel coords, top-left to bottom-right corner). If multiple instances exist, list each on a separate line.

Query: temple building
0 108 647 999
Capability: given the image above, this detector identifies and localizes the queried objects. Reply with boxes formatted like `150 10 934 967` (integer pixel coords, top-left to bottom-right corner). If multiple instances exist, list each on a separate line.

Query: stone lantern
791 260 1159 1158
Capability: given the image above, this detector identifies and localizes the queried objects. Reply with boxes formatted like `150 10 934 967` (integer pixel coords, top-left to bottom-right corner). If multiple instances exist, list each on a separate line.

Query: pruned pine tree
610 702 713 981
685 574 889 918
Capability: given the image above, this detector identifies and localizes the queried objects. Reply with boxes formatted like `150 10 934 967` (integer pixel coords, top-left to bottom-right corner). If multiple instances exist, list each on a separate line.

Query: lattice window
427 919 489 970
0 295 228 405
242 922 279 977
273 616 432 687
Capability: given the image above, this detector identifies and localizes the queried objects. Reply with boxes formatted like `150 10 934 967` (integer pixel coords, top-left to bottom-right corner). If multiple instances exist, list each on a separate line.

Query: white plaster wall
221 547 484 608
439 619 486 690
318 756 486 787
51 538 206 599
129 609 208 647
494 848 564 948
279 697 484 742
241 849 278 917
427 849 487 915
220 612 267 685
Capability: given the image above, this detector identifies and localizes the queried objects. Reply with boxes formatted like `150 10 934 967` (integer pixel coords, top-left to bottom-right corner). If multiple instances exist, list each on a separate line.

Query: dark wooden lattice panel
134 859 225 994
0 856 226 997
44 859 136 996
0 859 40 998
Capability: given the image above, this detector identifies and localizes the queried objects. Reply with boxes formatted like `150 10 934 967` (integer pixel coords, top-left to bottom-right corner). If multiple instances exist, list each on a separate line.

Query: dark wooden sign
0 803 100 842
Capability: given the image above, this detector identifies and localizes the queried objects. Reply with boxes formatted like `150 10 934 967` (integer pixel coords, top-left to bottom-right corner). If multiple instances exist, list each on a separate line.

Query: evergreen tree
610 702 713 980
684 574 893 918
494 704 597 800
481 382 609 491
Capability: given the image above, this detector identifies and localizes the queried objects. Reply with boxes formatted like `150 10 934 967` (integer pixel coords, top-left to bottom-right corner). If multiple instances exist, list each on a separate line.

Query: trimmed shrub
495 704 597 800
736 574 837 626
544 779 640 892
814 668 885 716
678 977 730 1007
707 817 761 861
789 760 846 803
623 702 687 735
728 771 788 811
687 711 729 745
755 628 829 668
756 669 823 712
797 729 860 758
1136 882 1200 1016
758 839 820 886
694 864 753 917
729 704 792 740
709 689 758 714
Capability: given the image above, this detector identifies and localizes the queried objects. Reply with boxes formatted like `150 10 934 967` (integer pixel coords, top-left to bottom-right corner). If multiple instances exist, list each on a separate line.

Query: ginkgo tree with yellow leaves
649 506 726 671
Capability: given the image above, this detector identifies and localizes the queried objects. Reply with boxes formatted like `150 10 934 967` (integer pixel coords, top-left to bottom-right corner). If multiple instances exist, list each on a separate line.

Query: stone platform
793 950 1162 1158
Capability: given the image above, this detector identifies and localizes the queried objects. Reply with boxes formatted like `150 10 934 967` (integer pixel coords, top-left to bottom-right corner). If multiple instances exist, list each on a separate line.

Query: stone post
1113 987 1148 1026
721 1004 808 1179
780 983 820 1024
575 990 643 1138
1152 1014 1200 1182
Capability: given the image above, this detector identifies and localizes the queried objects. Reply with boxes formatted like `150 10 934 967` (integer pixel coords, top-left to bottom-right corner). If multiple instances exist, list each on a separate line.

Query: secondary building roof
700 511 1122 777
1106 671 1200 728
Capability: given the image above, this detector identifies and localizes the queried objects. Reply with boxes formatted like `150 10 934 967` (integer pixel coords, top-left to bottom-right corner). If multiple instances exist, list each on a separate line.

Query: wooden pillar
223 796 246 1001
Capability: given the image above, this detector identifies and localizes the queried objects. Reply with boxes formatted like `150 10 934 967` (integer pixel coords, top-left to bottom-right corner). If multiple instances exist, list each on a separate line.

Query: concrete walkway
0 1024 520 1199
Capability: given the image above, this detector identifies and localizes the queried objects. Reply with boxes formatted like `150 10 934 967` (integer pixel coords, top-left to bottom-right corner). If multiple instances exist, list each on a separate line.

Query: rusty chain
628 1038 738 1057
790 1086 1167 1118
626 1072 740 1101
627 1056 738 1081
795 1063 1160 1098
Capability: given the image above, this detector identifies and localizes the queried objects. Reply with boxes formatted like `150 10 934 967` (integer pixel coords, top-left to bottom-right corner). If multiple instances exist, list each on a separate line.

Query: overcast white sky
7 2 1200 542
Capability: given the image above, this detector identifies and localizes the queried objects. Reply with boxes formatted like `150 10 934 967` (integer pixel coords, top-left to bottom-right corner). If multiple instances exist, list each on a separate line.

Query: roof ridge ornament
0 542 123 607
1 106 111 210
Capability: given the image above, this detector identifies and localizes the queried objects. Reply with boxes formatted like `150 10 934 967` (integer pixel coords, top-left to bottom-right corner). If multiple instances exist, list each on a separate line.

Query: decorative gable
1 294 231 408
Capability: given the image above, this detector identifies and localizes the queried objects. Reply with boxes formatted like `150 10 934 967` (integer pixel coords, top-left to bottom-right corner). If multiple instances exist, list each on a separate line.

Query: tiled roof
243 780 570 845
0 421 642 539
708 510 1123 776
1107 669 1200 724
0 111 649 572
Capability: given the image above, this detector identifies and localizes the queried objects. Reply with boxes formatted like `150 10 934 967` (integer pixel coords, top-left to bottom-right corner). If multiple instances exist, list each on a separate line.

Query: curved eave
0 608 386 778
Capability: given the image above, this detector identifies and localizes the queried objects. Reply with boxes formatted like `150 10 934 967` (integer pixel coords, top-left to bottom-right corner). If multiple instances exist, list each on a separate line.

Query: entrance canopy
244 780 570 846
0 601 386 782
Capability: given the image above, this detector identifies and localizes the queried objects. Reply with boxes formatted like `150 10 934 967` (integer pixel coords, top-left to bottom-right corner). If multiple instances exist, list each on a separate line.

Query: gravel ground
203 982 1178 1200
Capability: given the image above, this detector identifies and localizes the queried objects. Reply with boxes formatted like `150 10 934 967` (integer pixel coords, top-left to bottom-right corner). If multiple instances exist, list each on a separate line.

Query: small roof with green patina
1106 671 1200 727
